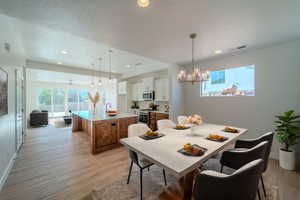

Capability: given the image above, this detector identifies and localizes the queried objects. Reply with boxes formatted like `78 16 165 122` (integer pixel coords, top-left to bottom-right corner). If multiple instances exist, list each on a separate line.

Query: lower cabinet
149 112 169 131
91 116 138 154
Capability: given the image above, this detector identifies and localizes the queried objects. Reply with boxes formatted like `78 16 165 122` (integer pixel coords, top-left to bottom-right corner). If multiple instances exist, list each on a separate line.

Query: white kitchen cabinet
142 77 154 91
132 82 143 101
154 78 169 101
118 81 127 95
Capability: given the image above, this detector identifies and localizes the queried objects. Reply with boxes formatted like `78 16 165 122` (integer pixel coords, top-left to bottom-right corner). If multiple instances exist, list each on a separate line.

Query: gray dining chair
220 141 268 200
127 150 167 200
232 132 274 197
194 159 264 200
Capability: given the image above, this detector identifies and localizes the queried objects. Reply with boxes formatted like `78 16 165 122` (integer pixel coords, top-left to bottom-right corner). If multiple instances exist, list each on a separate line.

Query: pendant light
90 63 95 88
97 57 102 87
108 50 113 83
177 33 210 84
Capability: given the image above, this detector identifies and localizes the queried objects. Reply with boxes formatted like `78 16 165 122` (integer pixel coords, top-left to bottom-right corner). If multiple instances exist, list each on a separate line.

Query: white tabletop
120 123 248 177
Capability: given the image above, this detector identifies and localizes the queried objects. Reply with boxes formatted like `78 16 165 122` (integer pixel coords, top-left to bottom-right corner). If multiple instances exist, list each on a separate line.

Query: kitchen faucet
105 102 112 113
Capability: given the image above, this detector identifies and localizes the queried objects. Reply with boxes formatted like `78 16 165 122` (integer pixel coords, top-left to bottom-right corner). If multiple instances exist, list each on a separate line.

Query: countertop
149 111 169 114
73 111 138 121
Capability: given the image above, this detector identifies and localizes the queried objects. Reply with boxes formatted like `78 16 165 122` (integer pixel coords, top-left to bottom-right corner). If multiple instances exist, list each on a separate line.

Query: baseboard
0 152 17 191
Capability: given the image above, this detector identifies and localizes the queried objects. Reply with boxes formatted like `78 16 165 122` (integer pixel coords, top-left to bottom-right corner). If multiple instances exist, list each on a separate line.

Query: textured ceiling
1 0 300 68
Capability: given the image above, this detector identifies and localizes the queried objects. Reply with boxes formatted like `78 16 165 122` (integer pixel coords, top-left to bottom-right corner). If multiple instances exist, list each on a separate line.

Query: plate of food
107 110 118 116
206 133 228 142
174 124 190 130
139 130 165 140
178 143 207 156
223 126 239 133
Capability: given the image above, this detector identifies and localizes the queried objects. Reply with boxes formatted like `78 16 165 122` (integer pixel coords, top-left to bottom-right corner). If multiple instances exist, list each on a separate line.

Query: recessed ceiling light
60 50 68 54
125 65 131 68
137 0 150 7
57 62 62 65
215 50 223 54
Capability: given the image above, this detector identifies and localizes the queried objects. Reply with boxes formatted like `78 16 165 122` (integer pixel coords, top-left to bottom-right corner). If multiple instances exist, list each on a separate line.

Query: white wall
0 14 25 189
183 40 300 159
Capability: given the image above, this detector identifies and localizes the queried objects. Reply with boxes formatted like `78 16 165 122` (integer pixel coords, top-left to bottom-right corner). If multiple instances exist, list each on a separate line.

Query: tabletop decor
88 91 101 114
186 114 203 136
274 110 300 170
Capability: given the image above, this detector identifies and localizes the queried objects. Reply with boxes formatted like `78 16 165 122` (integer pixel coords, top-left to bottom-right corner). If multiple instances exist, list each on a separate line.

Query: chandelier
177 33 210 84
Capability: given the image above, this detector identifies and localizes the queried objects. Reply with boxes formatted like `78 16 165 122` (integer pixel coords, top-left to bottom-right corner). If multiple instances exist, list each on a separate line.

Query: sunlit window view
201 65 255 96
38 88 89 117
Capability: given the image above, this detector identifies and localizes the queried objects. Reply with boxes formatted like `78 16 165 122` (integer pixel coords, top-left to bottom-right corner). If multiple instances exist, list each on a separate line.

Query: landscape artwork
0 68 8 116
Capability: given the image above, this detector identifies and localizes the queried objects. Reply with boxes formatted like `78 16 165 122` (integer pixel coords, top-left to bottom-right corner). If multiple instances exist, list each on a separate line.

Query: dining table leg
182 169 197 200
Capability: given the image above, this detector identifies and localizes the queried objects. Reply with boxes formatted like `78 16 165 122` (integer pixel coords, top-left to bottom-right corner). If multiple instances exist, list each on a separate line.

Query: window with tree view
201 65 255 97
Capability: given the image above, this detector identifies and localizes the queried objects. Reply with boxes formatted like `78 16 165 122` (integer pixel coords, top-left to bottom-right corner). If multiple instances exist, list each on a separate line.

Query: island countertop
72 111 138 122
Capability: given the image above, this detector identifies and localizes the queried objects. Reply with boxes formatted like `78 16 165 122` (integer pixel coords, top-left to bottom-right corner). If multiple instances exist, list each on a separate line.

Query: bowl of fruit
107 110 118 116
223 126 239 133
178 143 207 156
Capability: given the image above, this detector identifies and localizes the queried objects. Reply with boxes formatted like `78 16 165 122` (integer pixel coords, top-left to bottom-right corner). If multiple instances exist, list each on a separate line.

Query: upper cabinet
154 78 169 101
142 77 154 91
132 82 143 101
118 81 127 95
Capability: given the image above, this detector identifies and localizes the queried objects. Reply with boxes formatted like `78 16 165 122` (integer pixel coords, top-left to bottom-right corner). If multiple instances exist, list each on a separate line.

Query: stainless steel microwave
142 91 155 101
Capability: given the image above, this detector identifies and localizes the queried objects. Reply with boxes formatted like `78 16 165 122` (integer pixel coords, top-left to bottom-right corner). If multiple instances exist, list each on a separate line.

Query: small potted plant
274 110 300 170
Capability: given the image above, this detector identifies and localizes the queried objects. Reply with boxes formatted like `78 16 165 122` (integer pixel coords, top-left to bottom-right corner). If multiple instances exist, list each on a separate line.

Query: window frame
200 64 256 98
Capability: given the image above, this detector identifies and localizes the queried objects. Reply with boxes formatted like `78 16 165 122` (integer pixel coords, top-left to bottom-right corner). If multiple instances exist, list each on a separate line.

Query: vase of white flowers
186 114 203 136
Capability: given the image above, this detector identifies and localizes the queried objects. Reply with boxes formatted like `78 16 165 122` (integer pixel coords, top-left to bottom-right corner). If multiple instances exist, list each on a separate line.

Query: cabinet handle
111 123 117 126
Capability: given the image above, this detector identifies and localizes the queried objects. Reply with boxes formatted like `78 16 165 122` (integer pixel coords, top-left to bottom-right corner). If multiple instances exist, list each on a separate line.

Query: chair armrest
220 142 267 170
234 138 261 149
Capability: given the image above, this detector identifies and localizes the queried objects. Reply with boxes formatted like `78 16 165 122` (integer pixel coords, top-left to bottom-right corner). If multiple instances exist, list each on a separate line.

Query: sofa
30 110 48 127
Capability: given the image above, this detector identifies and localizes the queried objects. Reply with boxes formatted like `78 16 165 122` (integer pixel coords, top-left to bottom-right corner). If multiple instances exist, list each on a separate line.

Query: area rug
85 162 278 200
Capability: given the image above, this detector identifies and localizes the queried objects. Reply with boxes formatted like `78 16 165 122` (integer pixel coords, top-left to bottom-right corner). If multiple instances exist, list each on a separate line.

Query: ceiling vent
236 45 247 50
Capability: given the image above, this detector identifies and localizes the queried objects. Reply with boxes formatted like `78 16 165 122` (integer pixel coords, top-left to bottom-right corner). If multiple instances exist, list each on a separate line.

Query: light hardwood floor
0 125 299 200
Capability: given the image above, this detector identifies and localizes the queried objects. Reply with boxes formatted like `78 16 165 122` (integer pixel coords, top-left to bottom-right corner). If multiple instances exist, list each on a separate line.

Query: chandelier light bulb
137 0 150 8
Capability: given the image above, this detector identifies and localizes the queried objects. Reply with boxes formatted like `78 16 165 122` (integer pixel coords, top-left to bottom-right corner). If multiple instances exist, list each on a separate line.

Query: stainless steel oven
142 91 155 101
139 111 149 123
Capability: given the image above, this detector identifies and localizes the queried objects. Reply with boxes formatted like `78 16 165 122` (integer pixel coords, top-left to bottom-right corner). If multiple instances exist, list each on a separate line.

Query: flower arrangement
186 114 203 126
88 91 100 111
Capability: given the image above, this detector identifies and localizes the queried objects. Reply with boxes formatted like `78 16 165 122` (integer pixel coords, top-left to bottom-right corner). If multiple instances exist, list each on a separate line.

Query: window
38 88 89 117
38 88 52 111
201 65 255 97
53 89 65 113
211 70 225 84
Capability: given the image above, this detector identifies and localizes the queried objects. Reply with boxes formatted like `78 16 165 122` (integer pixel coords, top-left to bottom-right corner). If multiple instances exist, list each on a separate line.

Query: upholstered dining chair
127 150 167 200
232 132 274 197
128 123 150 137
194 159 264 200
157 119 175 130
177 115 188 124
220 141 268 200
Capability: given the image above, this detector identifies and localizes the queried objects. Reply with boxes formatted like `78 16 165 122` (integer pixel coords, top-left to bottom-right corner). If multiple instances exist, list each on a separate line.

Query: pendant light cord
109 50 112 80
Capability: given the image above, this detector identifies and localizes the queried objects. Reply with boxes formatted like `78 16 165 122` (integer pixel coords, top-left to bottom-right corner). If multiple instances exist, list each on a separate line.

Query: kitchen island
72 111 138 154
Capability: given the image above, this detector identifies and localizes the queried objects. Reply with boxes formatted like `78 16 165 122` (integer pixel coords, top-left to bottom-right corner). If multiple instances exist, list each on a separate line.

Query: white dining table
120 123 248 200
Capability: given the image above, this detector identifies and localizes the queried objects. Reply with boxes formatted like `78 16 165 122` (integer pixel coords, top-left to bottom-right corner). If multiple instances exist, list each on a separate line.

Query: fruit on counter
224 126 238 133
146 130 159 136
208 133 225 140
107 109 118 114
183 143 193 152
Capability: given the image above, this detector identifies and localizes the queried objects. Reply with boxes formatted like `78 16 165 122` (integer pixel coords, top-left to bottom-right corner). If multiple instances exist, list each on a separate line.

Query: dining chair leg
261 176 267 197
162 169 167 186
220 165 223 173
127 160 133 184
257 189 261 200
148 167 150 172
140 169 143 200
